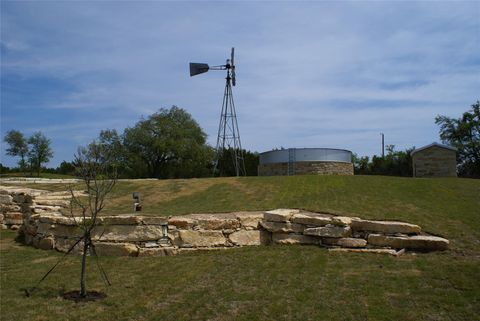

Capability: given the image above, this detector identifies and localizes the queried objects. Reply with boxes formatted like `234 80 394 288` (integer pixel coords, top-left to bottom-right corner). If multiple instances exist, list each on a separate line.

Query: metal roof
411 142 457 156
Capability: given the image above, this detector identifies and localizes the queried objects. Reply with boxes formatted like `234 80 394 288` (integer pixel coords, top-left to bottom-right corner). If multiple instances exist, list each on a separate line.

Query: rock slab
177 230 228 247
367 234 449 251
304 225 352 238
264 209 300 222
352 219 421 234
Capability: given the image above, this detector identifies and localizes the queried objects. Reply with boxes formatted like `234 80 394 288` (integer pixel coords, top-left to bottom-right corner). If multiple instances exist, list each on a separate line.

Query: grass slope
1 175 479 320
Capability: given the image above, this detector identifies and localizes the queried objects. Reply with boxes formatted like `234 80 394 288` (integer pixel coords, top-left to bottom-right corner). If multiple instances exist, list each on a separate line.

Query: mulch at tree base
63 290 106 302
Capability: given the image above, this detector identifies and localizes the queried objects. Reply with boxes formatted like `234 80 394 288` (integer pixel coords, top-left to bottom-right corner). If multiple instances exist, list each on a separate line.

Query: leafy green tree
123 106 211 178
27 132 53 177
352 153 369 175
353 146 413 177
0 163 11 175
56 161 76 176
4 129 29 171
96 129 129 177
435 101 480 178
215 148 259 176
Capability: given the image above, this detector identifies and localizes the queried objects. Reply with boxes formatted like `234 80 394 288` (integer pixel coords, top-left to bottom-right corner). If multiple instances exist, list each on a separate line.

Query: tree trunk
37 158 41 177
80 235 89 297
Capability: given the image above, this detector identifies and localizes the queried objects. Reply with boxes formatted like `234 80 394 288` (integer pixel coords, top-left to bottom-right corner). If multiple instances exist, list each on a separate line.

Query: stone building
411 143 457 178
258 148 354 176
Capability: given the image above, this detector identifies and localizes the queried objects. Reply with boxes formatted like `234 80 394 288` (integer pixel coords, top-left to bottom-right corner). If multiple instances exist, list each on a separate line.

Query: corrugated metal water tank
260 148 352 164
258 148 354 176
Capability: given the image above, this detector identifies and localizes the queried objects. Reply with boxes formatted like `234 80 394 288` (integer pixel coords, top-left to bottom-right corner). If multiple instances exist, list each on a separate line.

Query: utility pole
380 133 385 158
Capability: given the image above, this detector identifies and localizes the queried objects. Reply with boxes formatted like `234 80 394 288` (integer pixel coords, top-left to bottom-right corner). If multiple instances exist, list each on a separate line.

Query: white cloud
1 1 479 167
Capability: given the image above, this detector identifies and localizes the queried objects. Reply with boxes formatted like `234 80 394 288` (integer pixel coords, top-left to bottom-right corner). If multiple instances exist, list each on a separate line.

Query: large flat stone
37 237 55 250
260 221 304 233
367 234 449 251
94 242 139 256
168 216 196 229
228 230 270 246
37 223 84 238
331 216 358 226
337 238 367 248
352 219 421 234
32 205 63 212
100 215 142 225
234 212 264 229
138 247 167 257
140 216 169 225
195 216 240 230
39 215 77 226
304 225 351 238
4 218 23 225
34 199 71 207
1 204 21 212
55 238 83 253
0 194 13 204
272 233 320 245
291 213 332 226
264 209 300 222
177 230 228 248
92 225 165 242
4 212 23 220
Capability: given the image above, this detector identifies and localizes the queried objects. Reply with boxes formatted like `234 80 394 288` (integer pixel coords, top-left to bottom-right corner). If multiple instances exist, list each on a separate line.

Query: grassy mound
1 175 479 320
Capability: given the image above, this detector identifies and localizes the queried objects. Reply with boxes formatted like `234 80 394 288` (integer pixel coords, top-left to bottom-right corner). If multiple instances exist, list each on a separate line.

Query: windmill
190 48 246 176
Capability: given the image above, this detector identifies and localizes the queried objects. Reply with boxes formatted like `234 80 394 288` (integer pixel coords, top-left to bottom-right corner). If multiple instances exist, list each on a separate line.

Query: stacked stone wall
412 146 457 178
0 187 449 256
22 209 449 256
258 161 353 176
0 186 85 231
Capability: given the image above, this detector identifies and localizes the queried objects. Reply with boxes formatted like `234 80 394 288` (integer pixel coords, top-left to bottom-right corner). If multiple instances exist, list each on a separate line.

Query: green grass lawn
1 175 479 320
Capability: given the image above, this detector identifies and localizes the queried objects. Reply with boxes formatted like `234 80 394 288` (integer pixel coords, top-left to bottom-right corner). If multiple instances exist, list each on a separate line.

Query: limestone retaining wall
0 187 449 256
23 209 449 257
0 186 85 231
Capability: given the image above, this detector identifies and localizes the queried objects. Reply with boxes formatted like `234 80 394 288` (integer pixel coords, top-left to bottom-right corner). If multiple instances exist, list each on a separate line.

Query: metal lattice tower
189 47 246 177
213 67 246 176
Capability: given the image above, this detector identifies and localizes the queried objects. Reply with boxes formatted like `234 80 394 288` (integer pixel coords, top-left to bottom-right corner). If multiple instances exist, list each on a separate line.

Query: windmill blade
189 63 210 77
231 47 236 86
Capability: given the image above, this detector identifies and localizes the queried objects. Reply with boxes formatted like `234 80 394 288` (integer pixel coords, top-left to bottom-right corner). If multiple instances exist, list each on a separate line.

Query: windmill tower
190 48 246 176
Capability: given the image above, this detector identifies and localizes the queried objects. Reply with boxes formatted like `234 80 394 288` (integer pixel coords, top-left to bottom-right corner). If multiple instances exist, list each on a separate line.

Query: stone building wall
412 146 457 178
258 161 354 176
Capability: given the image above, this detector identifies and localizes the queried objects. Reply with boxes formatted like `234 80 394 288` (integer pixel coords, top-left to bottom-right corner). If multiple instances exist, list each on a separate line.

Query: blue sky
1 1 479 167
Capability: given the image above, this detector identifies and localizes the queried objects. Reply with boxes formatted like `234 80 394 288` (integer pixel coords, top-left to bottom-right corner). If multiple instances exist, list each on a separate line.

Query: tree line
352 100 479 178
2 101 478 178
2 106 259 178
3 131 54 177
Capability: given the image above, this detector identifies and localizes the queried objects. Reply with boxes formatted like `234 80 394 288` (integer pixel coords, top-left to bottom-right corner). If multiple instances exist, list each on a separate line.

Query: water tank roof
259 148 352 164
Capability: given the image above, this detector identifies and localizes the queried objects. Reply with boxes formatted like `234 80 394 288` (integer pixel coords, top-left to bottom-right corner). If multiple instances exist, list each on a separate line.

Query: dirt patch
63 290 107 302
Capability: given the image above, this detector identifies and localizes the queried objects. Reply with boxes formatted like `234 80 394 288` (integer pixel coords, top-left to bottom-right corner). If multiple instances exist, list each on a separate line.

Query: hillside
1 175 479 321
9 175 479 252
